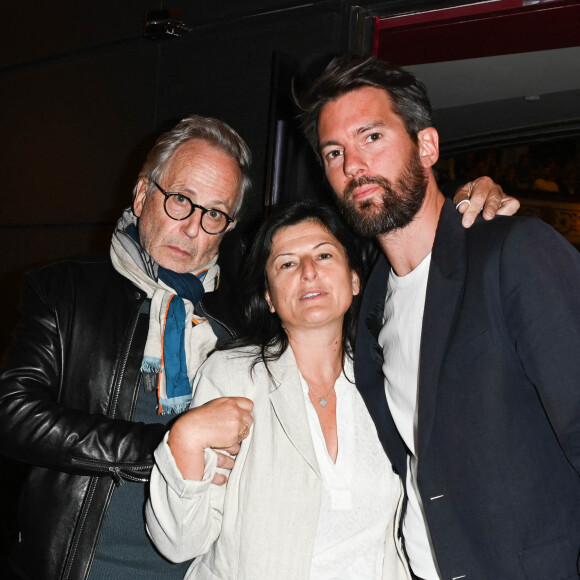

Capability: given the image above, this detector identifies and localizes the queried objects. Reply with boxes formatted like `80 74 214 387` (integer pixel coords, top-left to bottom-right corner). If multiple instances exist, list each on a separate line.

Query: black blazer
355 200 580 579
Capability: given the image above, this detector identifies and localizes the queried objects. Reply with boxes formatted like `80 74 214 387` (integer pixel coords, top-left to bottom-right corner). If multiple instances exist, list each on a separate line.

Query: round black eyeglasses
151 180 234 235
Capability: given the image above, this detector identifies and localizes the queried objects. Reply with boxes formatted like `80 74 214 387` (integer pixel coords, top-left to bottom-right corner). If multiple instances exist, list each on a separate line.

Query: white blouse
300 358 400 579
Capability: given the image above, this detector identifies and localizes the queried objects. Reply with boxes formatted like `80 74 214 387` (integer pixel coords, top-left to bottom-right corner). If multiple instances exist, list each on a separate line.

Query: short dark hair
295 55 433 159
222 200 364 368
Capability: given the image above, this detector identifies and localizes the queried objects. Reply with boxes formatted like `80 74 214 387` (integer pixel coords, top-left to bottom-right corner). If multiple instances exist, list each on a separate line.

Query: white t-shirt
378 253 441 580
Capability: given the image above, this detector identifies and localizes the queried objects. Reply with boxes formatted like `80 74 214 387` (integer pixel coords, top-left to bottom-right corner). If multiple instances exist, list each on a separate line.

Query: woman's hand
167 397 254 483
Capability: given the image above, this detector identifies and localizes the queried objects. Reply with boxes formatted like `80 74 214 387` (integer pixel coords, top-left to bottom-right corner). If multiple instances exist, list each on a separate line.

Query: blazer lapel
268 347 320 477
417 200 467 456
355 254 409 476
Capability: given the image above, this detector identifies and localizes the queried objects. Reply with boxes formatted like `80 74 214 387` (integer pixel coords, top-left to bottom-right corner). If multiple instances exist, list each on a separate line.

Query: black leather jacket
0 254 242 579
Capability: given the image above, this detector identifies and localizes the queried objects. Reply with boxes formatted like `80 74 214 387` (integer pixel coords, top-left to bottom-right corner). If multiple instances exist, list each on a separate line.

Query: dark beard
335 152 428 238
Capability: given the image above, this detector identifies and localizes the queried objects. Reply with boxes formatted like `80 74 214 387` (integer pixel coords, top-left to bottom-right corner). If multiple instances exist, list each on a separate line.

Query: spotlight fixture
144 9 188 41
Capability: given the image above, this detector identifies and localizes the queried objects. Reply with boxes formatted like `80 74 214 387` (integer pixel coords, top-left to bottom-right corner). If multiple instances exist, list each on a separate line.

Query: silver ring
455 199 471 210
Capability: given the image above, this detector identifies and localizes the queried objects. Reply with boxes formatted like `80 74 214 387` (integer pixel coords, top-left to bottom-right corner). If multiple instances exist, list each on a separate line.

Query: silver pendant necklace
307 382 335 407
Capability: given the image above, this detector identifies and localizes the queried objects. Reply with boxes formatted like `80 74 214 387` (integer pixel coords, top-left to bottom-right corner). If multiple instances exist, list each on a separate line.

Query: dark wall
1 1 160 355
156 3 346 225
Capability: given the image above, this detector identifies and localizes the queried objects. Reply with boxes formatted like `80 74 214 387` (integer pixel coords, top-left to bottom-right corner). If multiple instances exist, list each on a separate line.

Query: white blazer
146 346 410 580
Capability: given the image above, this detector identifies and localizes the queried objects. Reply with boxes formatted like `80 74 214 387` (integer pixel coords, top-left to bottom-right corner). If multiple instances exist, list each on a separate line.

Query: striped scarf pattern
110 207 219 414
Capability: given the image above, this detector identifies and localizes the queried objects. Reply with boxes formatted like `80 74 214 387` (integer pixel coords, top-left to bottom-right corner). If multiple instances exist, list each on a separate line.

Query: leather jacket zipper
62 301 145 580
198 298 238 340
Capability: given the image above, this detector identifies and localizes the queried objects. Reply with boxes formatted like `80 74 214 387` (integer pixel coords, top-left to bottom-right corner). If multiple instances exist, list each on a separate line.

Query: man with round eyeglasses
150 179 235 233
0 109 514 580
0 115 255 580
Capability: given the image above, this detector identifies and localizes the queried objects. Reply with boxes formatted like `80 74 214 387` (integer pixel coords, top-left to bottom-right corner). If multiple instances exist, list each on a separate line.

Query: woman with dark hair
230 200 363 365
145 200 409 580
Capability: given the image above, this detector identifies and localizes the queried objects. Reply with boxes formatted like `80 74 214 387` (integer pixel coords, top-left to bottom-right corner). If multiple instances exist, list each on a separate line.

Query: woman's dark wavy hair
220 200 364 368
294 55 433 161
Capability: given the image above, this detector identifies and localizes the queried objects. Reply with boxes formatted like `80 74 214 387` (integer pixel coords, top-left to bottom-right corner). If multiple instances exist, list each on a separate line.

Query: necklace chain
307 382 335 407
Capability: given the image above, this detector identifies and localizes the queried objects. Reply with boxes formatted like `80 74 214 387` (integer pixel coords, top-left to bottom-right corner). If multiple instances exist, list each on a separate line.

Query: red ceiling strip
376 0 528 29
373 1 580 65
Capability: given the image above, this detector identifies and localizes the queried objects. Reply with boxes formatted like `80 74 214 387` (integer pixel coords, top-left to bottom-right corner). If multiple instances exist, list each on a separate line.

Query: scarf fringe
141 357 162 374
158 395 192 416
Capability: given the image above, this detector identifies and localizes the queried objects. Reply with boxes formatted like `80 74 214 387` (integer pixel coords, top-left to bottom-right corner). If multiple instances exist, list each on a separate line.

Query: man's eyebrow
169 186 229 209
319 138 342 151
319 121 386 151
356 121 386 135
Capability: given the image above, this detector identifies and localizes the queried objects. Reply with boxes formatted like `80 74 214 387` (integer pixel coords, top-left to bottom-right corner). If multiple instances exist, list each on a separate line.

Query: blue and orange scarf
110 208 220 414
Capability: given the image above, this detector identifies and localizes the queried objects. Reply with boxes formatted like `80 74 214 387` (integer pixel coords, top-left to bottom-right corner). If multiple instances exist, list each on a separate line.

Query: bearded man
297 55 580 580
